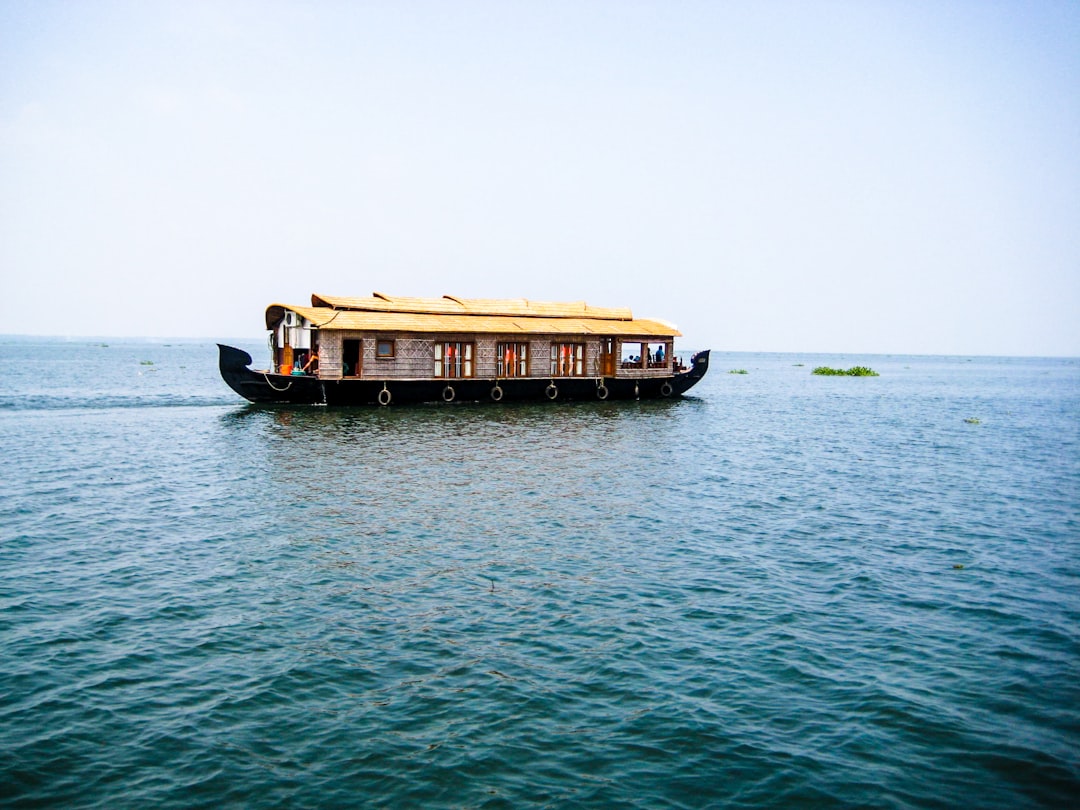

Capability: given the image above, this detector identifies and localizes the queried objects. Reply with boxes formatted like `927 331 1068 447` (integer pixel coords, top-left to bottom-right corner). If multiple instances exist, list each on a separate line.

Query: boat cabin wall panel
618 367 669 379
527 339 547 377
475 338 497 378
317 332 343 379
360 333 434 379
586 340 600 377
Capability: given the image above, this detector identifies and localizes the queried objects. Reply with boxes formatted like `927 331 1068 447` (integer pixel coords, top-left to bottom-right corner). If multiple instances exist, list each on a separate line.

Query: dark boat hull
218 344 710 406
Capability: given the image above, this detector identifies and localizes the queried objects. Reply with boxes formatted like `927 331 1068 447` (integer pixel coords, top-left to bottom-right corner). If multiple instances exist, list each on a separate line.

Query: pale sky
2 0 1078 355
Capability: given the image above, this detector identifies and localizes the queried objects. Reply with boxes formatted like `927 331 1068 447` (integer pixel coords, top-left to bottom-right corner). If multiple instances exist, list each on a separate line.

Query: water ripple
1 350 1078 807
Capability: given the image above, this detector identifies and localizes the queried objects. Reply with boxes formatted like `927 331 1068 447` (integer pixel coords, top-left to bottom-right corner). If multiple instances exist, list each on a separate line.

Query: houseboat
218 293 710 406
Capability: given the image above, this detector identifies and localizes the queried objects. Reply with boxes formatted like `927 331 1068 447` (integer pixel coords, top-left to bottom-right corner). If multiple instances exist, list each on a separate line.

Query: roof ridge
309 293 633 321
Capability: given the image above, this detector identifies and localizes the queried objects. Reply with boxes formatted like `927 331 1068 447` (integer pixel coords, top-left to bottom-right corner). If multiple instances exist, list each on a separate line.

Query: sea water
1 338 1078 809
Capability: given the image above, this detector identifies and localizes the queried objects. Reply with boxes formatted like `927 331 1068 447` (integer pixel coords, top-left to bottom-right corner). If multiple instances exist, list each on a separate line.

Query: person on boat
302 350 319 375
656 346 665 363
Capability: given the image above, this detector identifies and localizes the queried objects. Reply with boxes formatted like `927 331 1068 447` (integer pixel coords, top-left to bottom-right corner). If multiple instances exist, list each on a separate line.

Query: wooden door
600 338 616 377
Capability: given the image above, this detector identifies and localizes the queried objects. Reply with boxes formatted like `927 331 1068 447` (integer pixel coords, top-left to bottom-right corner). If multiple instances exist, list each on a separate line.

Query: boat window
550 343 584 377
621 341 669 369
496 342 528 377
376 339 395 359
647 342 669 368
434 342 474 378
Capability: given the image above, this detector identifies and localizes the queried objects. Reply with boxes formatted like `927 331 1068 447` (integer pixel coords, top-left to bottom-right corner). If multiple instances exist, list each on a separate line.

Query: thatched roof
311 293 634 321
265 293 680 337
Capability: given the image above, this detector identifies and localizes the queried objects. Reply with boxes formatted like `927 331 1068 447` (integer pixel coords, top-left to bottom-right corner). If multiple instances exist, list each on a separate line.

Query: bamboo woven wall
311 333 630 380
313 333 673 381
317 333 343 378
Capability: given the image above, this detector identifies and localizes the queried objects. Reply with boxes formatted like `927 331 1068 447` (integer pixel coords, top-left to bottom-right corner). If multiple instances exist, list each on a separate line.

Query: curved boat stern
217 343 323 405
218 343 254 374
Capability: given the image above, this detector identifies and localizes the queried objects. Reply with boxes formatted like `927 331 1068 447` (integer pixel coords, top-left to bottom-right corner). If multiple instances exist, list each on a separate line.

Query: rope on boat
263 373 292 392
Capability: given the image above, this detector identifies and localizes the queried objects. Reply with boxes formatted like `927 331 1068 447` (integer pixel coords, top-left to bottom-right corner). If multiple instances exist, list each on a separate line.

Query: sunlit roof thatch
264 293 679 337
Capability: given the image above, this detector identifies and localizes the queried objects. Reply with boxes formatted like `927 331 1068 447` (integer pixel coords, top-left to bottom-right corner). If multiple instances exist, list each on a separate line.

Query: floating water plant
963 417 981 424
812 366 879 377
140 360 155 366
728 369 748 375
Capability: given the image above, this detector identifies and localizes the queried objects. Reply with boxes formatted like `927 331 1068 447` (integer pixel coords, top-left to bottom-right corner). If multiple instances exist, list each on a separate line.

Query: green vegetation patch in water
812 366 879 377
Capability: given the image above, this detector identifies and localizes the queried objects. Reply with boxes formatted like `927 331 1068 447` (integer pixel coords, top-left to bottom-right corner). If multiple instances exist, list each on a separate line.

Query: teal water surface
1 339 1078 808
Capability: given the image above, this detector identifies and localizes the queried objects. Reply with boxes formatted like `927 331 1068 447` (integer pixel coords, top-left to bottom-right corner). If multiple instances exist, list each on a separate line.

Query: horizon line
0 334 1076 361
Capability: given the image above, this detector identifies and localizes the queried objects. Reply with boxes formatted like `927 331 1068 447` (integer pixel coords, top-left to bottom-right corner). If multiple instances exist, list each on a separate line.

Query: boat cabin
266 293 686 382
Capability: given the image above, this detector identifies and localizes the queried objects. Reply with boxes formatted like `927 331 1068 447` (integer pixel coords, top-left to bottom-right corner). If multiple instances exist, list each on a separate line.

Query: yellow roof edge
308 293 635 321
266 306 681 337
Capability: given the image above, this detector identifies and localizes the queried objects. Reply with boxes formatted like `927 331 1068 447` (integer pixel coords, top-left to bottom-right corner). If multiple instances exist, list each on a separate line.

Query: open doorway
343 339 362 377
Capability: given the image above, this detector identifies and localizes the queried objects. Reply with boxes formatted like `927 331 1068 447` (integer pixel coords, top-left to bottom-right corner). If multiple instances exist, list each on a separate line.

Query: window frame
434 341 475 379
550 342 585 377
376 339 396 359
496 341 529 378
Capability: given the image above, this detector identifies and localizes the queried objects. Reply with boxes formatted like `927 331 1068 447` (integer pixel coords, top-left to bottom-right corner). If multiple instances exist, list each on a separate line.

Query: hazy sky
2 0 1078 355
